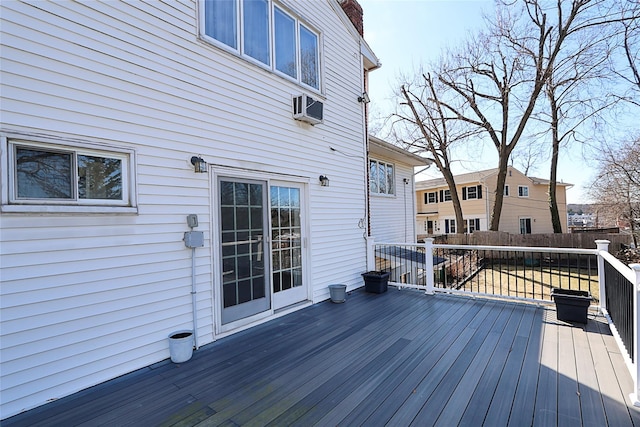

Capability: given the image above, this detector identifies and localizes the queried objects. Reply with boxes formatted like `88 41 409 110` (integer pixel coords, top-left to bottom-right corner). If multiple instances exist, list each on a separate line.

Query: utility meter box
184 231 204 248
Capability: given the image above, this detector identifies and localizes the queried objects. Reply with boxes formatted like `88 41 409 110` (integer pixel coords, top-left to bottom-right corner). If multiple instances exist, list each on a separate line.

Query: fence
370 239 600 304
366 237 640 406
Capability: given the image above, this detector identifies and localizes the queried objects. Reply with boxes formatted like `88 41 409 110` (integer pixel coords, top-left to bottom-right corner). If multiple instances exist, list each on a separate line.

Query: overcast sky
358 0 595 204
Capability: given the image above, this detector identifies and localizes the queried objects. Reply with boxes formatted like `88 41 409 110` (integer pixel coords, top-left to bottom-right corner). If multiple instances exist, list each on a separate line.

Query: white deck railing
366 237 640 406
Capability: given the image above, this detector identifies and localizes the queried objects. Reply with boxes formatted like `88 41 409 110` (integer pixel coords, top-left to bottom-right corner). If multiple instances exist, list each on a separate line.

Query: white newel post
424 238 435 295
365 236 376 272
595 240 610 313
631 264 640 407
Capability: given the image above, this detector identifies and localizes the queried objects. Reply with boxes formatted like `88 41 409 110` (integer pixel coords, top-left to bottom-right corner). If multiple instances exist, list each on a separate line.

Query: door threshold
274 300 312 315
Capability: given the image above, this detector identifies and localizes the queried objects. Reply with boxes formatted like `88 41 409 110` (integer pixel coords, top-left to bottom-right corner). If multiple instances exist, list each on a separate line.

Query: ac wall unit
292 94 323 125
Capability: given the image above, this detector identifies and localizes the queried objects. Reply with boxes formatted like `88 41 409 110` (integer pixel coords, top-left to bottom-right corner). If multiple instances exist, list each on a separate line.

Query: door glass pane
220 180 266 311
271 186 302 293
16 147 73 199
243 0 269 65
274 7 296 78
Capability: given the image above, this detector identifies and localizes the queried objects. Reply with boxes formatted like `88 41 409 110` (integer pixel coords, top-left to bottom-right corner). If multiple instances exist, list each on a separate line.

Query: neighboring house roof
369 136 431 167
415 166 573 189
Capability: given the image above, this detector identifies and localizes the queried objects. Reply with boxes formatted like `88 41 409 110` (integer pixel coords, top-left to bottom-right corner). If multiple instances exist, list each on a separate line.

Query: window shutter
445 220 450 234
477 185 482 199
435 192 438 203
462 187 467 200
475 218 480 230
424 193 428 204
439 190 443 202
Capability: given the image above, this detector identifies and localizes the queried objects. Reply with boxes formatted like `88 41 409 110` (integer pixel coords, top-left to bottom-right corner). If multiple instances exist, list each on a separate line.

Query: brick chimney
340 0 364 36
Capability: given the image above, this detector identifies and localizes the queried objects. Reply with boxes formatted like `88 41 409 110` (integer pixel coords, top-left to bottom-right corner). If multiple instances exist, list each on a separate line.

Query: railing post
630 264 640 407
424 238 435 295
365 236 376 272
595 239 610 313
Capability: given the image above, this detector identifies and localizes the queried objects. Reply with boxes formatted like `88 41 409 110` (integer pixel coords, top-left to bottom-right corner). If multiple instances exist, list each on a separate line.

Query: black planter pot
551 288 593 324
362 271 390 294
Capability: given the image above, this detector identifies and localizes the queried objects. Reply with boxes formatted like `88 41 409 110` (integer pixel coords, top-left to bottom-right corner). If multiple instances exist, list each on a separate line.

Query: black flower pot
551 288 592 324
362 271 390 294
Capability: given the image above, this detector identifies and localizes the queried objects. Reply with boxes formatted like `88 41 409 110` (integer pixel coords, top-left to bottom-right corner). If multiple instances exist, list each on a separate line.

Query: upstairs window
462 185 482 200
370 159 394 195
203 0 320 90
439 189 451 202
518 185 529 197
504 185 510 196
5 138 134 209
425 191 438 204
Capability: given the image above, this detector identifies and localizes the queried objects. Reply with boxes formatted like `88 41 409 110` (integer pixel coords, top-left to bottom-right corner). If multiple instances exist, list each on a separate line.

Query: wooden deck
5 289 640 426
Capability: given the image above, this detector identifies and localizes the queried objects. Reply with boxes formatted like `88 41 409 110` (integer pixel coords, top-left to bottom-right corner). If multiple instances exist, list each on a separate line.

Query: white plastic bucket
168 330 194 363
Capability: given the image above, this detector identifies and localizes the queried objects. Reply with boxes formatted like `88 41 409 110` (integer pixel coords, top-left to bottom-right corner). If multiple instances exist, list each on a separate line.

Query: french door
219 178 307 325
219 178 270 325
270 184 306 310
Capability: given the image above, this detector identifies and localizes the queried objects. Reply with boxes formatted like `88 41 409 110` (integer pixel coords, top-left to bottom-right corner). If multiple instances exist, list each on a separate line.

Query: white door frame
210 167 311 335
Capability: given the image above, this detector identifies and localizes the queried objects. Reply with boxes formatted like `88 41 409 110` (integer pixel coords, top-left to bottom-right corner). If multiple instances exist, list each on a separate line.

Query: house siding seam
0 0 370 418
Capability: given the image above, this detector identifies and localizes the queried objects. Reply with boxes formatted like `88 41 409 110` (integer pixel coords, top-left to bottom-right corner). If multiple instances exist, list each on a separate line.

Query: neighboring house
0 0 379 418
368 136 431 243
416 166 572 238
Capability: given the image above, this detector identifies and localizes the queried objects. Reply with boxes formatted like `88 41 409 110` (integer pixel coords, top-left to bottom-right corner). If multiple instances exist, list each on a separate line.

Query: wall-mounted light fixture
358 91 370 104
319 175 330 187
191 156 207 173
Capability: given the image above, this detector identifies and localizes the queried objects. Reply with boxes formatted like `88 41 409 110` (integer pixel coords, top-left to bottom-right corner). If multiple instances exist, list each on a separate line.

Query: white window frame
520 217 532 234
518 185 529 197
445 218 456 234
465 218 481 233
200 0 322 92
426 191 437 204
369 159 395 196
443 189 451 202
1 134 137 214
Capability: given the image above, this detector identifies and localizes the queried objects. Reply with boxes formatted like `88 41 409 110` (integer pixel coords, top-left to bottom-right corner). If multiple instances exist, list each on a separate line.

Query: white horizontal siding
0 0 368 418
370 160 417 243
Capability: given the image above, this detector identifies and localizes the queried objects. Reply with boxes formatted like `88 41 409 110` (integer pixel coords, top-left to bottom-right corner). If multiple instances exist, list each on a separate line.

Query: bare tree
611 0 640 104
589 138 640 246
394 72 481 234
542 30 614 232
434 0 630 231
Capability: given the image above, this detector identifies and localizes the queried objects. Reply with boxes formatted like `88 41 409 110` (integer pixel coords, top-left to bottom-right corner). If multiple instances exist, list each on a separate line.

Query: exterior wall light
358 91 370 104
191 156 207 173
319 175 330 187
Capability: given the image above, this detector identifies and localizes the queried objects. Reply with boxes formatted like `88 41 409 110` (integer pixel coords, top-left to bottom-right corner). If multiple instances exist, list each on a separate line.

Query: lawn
436 265 600 304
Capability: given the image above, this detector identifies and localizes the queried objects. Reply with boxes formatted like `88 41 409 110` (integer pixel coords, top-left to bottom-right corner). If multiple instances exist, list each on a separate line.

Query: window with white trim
424 191 438 204
6 139 133 208
518 185 529 197
462 185 482 200
504 185 509 196
445 218 456 234
439 189 451 202
464 218 481 233
369 159 394 195
202 0 320 90
520 218 532 234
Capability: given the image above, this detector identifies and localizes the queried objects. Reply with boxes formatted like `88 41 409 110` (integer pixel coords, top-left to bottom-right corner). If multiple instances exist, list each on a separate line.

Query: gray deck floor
5 289 640 426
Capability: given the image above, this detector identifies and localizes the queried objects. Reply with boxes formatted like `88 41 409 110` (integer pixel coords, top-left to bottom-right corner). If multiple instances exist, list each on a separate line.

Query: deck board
3 289 639 427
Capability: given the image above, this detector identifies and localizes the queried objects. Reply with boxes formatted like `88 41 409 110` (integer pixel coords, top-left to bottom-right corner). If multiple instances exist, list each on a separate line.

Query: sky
358 0 595 204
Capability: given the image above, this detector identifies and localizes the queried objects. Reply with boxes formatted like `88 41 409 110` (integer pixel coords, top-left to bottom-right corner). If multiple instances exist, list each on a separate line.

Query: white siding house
368 136 431 243
0 0 378 418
